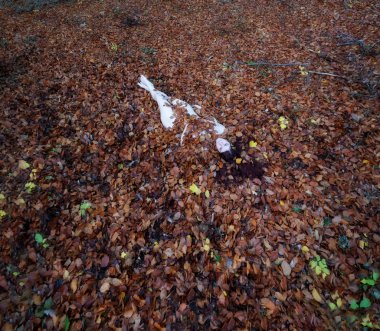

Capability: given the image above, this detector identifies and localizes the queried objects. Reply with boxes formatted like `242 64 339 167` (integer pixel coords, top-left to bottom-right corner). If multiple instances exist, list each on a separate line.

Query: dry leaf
312 288 323 303
281 260 292 276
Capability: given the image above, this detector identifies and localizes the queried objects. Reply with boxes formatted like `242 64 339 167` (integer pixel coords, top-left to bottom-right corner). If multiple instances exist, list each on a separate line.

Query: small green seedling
0 210 7 219
110 42 118 52
117 163 124 170
350 297 371 310
35 233 49 248
79 201 91 217
310 255 330 279
25 182 36 193
361 271 379 286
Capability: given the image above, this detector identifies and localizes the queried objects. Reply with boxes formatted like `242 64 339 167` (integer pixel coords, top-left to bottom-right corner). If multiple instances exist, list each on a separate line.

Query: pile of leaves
0 0 379 329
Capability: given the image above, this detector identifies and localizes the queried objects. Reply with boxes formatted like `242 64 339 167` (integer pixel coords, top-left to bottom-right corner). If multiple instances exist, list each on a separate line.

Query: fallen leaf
312 288 323 303
18 160 30 170
281 260 292 276
260 298 276 315
100 282 110 293
189 183 201 195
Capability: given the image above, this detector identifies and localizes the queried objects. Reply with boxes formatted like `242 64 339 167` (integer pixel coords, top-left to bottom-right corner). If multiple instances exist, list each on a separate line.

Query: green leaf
35 233 44 244
292 206 302 213
373 271 379 281
315 266 322 275
359 297 371 308
64 315 70 331
328 301 337 311
350 299 359 310
310 260 317 269
44 297 53 310
189 183 201 195
361 278 375 286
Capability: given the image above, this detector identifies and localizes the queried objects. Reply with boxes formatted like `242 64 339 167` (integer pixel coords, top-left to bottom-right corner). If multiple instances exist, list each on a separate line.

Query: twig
246 61 308 67
180 122 189 146
308 70 348 80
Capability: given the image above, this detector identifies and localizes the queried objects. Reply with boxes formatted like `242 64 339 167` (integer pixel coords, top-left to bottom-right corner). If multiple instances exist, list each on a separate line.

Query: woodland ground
0 0 379 330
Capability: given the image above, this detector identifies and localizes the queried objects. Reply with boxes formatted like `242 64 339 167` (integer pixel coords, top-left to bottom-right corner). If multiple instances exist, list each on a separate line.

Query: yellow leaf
301 245 309 253
205 190 210 198
235 158 242 164
203 238 211 252
336 297 343 308
0 210 7 219
18 160 30 170
312 288 323 303
120 251 127 259
0 193 5 200
362 160 369 164
249 141 258 148
189 183 201 195
280 200 285 206
359 240 368 249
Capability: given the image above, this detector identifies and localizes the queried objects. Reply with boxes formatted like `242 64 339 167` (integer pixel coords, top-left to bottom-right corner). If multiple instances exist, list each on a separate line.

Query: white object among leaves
216 138 231 153
138 75 226 134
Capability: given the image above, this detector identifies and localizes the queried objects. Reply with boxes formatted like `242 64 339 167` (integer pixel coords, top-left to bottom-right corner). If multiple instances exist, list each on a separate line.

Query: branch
308 70 348 80
246 61 308 67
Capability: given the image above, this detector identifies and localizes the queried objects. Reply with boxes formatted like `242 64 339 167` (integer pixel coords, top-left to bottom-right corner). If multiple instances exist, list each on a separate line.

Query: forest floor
0 0 379 330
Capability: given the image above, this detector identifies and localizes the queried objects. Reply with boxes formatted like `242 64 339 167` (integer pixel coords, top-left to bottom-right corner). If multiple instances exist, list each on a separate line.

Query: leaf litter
0 0 379 330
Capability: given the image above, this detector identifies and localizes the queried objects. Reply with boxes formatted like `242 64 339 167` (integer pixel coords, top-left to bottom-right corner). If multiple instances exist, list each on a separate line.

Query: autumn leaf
18 160 30 170
249 140 258 148
260 298 276 315
189 183 201 195
312 288 323 303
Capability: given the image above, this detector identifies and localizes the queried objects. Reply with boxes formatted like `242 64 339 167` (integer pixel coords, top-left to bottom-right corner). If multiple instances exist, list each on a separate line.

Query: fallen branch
308 70 348 80
246 61 308 67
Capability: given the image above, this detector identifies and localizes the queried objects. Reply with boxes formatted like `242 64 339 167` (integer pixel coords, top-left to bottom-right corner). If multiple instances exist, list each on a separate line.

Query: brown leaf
260 298 276 315
101 255 110 268
100 282 110 293
281 260 292 277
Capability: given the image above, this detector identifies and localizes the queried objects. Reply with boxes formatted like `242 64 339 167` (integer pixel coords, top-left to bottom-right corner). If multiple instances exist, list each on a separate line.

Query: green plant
0 210 7 219
79 201 91 217
117 163 124 170
35 233 49 248
110 42 118 52
25 182 36 193
310 255 330 279
361 271 379 286
350 297 371 310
